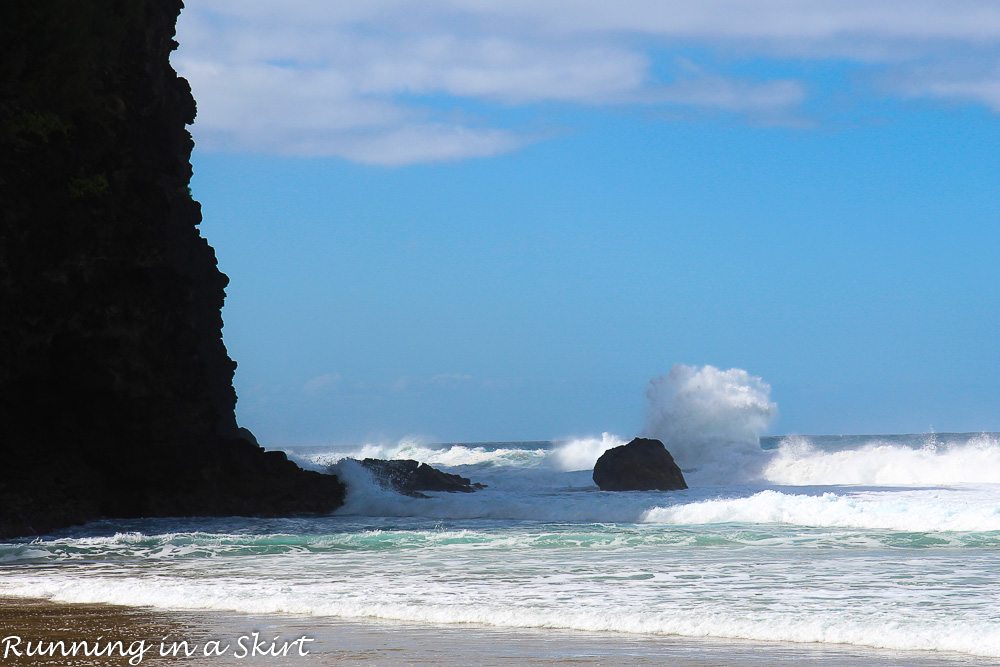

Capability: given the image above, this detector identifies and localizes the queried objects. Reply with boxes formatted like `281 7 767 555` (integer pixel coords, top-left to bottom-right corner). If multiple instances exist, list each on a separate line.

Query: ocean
2 431 1000 664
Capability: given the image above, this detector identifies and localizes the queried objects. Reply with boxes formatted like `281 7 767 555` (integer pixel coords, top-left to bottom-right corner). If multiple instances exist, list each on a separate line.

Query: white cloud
386 373 476 392
429 373 474 386
302 373 341 395
447 1 1000 43
893 67 1000 112
353 37 648 104
656 76 807 114
174 1 1000 164
924 77 1000 111
328 124 524 166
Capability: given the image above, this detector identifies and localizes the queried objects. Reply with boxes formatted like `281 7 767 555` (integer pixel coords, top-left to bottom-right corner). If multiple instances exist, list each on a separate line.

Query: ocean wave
291 430 1000 493
642 488 1000 532
294 439 549 470
3 576 999 658
763 433 1000 486
2 524 990 566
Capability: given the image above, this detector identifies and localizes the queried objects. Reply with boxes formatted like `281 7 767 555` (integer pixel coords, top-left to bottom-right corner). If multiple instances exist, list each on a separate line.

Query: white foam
549 432 626 471
294 439 549 470
643 487 1000 532
289 429 1000 532
3 574 999 658
326 456 662 522
764 433 1000 486
294 452 1000 533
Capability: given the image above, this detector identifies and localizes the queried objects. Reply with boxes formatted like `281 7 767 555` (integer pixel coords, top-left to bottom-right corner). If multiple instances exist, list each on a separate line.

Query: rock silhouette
0 1 344 537
592 438 688 491
357 459 487 498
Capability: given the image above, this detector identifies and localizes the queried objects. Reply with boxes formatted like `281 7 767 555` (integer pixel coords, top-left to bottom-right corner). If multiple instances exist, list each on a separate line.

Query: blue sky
175 1 1000 445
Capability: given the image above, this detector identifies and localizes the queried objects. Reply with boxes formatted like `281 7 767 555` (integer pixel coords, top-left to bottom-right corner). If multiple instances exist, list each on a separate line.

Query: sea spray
524 365 779 479
550 432 626 471
644 364 776 483
292 439 549 470
293 364 779 484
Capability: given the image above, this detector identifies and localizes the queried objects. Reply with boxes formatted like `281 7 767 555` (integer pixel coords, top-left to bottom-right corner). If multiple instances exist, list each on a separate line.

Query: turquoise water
2 433 1000 659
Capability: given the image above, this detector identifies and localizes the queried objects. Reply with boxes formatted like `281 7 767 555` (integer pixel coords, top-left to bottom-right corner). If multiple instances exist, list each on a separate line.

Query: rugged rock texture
357 459 486 498
592 438 688 491
0 1 344 538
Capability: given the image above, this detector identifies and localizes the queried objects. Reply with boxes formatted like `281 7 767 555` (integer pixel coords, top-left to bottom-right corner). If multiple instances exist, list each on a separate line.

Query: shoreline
0 597 988 666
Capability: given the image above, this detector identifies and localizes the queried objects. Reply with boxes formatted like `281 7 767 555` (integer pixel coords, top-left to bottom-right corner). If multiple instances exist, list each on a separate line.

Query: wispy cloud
429 373 474 386
391 373 475 391
654 74 807 115
175 1 1000 164
302 372 341 395
892 66 1000 112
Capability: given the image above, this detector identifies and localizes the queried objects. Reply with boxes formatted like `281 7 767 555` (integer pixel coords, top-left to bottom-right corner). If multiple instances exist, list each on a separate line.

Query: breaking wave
3 568 1000 658
764 433 1000 486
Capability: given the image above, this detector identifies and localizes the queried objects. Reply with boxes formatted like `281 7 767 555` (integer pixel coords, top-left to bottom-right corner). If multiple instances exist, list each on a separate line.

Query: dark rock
0 1 344 538
356 459 486 498
593 438 688 491
237 427 260 447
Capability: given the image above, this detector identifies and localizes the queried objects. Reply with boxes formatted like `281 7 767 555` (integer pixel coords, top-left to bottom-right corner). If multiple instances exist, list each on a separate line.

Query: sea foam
5 569 1000 658
764 433 1000 486
642 487 1000 532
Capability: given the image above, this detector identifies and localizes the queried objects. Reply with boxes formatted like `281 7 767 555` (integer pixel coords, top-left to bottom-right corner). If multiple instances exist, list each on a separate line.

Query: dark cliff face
0 1 344 537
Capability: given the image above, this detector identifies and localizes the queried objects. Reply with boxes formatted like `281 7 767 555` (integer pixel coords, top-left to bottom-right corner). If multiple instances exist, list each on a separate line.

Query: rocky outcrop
357 459 486 498
0 1 344 538
592 438 688 491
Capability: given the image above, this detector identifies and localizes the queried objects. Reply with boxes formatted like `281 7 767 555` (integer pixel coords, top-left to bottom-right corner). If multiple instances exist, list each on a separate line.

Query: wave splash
295 434 1000 494
296 365 1000 488
764 432 1000 486
549 432 626 471
643 487 1000 532
293 439 550 470
306 443 1000 533
643 364 776 483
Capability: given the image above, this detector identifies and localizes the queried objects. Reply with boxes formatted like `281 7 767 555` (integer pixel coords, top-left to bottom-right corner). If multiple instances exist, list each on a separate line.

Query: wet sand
0 598 204 666
0 597 989 666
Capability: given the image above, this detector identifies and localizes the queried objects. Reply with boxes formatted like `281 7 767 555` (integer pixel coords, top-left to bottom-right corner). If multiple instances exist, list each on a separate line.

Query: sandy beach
0 597 990 667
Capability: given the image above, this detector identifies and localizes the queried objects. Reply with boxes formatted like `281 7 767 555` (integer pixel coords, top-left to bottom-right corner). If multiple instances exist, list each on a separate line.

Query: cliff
0 1 344 538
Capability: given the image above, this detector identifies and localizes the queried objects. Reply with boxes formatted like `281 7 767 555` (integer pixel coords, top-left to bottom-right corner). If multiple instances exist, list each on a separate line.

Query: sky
174 1 1000 445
